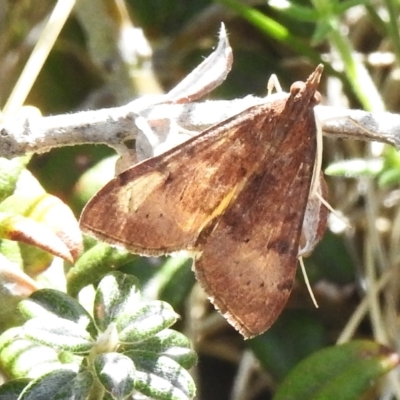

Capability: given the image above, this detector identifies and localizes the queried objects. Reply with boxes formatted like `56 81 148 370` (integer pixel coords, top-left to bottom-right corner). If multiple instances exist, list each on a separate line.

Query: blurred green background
2 0 400 399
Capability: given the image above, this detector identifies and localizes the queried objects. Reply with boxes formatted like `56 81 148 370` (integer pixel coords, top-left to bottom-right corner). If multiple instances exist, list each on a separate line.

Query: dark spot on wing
239 166 247 177
268 239 290 254
277 280 292 292
165 173 174 184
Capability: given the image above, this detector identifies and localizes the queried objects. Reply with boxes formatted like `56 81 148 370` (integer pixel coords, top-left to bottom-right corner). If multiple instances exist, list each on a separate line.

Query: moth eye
290 81 305 96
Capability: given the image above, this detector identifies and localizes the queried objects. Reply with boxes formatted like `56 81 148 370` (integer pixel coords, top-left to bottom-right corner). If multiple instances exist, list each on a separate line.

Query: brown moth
80 65 327 339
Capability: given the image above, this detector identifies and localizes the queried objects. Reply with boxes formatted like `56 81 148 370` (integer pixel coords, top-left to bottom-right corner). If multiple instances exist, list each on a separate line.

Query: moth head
290 81 322 105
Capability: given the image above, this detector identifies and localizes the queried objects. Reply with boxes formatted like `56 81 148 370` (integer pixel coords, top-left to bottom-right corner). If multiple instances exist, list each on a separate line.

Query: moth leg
299 256 318 308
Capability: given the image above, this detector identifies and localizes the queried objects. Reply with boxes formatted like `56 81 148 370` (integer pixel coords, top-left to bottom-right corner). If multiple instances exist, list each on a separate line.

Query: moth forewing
80 97 292 254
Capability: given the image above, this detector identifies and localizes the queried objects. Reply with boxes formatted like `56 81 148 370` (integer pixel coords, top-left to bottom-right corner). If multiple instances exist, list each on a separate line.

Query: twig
2 99 400 161
1 23 400 161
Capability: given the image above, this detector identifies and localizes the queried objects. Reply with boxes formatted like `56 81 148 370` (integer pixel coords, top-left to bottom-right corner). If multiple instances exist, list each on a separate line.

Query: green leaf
73 155 118 210
249 310 326 380
18 369 90 400
0 378 30 399
94 271 142 332
325 158 383 177
0 156 29 203
0 239 23 268
214 0 324 67
311 19 333 45
67 244 137 298
376 147 400 186
273 340 400 400
0 256 37 330
378 168 400 187
127 329 197 369
19 289 96 337
48 370 93 400
154 256 195 309
118 301 179 343
325 150 400 187
126 352 196 400
383 146 400 169
0 327 74 379
23 317 94 354
94 353 135 400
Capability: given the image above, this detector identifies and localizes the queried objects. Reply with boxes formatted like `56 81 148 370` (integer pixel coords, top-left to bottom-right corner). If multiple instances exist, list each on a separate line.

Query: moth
80 65 327 339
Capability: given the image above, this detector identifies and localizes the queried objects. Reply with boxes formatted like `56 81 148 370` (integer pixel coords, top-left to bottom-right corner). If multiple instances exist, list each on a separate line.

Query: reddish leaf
0 212 74 263
0 193 83 261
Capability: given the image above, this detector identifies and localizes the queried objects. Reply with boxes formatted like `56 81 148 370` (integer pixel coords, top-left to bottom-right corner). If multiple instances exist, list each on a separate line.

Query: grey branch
317 106 400 148
1 23 400 161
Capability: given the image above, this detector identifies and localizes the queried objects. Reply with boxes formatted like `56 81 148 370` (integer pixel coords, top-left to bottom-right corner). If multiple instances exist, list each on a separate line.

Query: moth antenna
299 256 319 308
267 74 282 96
